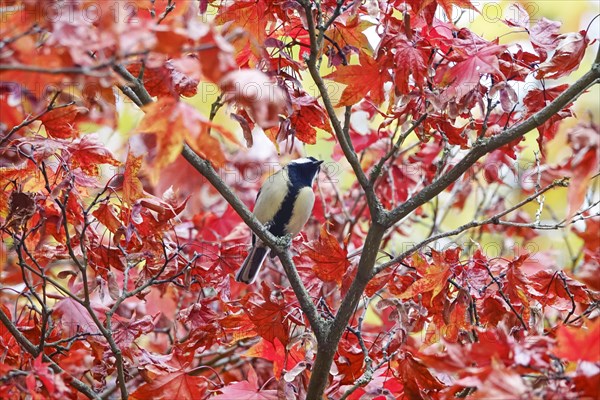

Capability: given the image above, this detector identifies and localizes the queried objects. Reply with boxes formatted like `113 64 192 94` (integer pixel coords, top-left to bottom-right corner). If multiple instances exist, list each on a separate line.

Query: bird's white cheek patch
286 187 315 236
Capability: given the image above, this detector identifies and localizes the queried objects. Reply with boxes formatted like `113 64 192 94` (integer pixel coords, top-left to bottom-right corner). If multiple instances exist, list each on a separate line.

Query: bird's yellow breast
285 187 315 236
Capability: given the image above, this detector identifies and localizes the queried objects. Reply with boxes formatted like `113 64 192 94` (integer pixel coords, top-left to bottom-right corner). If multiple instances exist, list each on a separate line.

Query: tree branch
374 177 570 275
0 308 101 400
383 55 600 227
305 222 386 398
112 64 154 106
482 262 528 330
0 92 73 147
368 113 428 185
298 0 382 221
180 145 328 341
54 185 129 400
111 49 328 342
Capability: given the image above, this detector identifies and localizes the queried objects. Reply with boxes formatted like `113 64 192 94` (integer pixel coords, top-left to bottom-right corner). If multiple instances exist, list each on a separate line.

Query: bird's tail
235 245 270 284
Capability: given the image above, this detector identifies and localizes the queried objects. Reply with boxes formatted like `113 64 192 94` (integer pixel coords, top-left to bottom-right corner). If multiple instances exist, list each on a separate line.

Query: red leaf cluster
1 0 598 399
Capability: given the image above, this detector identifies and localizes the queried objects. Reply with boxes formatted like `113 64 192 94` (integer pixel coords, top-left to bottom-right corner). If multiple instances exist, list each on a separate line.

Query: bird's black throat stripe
269 181 299 237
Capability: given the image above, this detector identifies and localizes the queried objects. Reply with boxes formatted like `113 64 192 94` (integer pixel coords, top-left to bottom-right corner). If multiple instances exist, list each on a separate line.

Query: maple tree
1 0 599 399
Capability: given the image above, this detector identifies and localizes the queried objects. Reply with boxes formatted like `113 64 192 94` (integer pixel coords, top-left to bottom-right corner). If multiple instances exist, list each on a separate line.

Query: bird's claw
276 234 293 249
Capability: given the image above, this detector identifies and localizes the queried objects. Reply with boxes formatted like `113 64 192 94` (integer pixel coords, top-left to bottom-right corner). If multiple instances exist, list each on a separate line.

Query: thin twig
0 93 73 147
482 262 528 330
374 178 570 275
0 308 100 399
384 47 600 227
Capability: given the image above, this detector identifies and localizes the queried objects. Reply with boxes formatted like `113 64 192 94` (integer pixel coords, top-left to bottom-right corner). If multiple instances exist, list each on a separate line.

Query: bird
235 156 323 284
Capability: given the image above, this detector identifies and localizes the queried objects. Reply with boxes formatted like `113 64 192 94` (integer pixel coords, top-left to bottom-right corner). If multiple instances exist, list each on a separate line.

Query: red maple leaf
304 225 350 286
245 337 305 379
288 89 333 144
530 270 590 311
565 121 599 217
127 57 199 98
554 319 600 362
335 336 365 385
503 3 530 29
54 298 100 336
437 39 506 102
332 127 382 161
393 39 429 94
536 31 590 79
529 17 562 59
243 283 290 345
30 355 56 396
324 52 390 106
501 255 545 327
112 314 155 349
67 135 121 176
398 254 451 304
130 350 209 400
39 105 85 139
395 352 445 398
523 84 574 152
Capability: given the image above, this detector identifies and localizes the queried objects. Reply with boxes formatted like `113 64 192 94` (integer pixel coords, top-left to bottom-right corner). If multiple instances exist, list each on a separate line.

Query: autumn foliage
1 0 599 399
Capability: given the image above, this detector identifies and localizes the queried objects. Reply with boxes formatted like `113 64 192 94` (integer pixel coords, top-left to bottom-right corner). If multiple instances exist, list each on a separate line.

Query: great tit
235 157 324 284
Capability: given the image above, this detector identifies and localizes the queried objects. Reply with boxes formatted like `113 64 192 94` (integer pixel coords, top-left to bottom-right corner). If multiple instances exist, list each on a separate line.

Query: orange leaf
220 312 258 343
123 149 144 205
138 98 185 173
325 15 372 54
195 29 237 83
304 226 350 286
215 0 275 44
186 127 227 167
92 203 122 234
398 260 451 304
0 96 23 130
138 98 232 178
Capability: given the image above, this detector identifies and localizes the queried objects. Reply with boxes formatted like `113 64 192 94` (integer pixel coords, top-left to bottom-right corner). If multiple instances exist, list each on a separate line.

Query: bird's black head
286 157 323 187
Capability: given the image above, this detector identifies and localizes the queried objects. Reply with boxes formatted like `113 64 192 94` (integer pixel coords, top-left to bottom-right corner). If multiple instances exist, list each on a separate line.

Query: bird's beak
315 160 324 166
